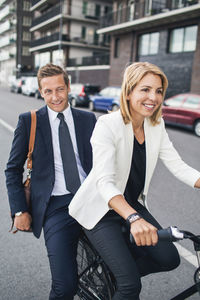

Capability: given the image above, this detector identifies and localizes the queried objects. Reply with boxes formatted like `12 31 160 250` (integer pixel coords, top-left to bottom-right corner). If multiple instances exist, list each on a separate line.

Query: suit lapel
71 108 84 167
36 106 54 162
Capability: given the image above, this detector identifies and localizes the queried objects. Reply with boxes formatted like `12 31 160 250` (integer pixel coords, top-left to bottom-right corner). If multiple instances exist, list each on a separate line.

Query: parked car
162 93 200 137
10 77 25 93
89 86 121 112
68 83 100 107
22 76 38 96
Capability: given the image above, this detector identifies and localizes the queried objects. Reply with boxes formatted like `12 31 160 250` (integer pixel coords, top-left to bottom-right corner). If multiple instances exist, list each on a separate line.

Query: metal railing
30 32 69 48
68 54 110 67
100 0 199 28
31 4 61 27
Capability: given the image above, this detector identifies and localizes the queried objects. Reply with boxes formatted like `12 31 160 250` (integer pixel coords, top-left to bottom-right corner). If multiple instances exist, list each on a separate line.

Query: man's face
39 74 70 112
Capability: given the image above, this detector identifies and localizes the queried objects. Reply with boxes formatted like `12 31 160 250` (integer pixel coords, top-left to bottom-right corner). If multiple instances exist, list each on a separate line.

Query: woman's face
127 73 163 121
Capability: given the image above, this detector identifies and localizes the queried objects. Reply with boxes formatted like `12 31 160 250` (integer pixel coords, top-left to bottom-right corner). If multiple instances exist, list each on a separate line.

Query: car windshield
100 87 121 97
165 95 185 107
182 96 200 109
84 86 100 94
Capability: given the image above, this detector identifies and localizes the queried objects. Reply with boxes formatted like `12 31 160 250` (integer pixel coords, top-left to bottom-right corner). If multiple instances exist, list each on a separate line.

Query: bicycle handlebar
130 226 200 245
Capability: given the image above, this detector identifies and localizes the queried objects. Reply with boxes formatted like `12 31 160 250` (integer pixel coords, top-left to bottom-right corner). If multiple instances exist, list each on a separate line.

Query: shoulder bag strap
27 110 37 172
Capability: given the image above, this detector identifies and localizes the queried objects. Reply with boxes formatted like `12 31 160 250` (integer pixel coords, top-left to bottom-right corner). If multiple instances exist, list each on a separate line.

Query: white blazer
69 110 200 229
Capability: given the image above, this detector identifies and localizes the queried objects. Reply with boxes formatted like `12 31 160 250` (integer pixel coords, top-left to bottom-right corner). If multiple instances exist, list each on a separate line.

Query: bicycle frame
77 228 200 300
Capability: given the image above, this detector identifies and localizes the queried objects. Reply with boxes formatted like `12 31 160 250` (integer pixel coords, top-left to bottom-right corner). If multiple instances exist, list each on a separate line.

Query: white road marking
0 118 198 268
175 242 198 268
0 118 14 133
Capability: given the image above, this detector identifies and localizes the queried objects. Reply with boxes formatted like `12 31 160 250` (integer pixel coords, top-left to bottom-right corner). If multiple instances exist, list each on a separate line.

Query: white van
22 77 38 96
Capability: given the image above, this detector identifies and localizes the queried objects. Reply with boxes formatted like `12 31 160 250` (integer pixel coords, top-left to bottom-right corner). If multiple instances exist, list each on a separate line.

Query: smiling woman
69 61 200 300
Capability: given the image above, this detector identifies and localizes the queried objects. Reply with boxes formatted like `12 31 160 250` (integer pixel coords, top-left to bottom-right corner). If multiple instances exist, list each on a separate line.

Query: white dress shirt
47 105 87 195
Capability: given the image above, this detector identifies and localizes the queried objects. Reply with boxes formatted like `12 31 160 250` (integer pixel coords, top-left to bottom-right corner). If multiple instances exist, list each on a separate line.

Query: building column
191 22 200 94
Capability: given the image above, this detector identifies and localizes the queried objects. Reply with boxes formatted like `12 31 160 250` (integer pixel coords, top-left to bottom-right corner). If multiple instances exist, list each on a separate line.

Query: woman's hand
130 218 158 246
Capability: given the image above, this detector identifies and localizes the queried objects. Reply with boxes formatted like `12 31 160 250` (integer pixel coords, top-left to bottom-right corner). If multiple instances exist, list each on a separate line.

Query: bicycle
76 226 200 300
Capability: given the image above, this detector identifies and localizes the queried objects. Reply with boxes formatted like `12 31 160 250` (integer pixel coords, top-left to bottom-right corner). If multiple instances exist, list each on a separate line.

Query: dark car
68 84 100 107
162 93 200 137
89 86 121 112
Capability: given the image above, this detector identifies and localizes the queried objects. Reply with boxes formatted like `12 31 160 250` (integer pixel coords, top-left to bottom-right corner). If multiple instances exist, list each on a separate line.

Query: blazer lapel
37 106 54 162
71 108 84 166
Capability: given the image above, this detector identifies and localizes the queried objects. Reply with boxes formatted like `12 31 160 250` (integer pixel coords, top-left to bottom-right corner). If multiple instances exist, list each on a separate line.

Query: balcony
99 0 200 29
0 4 15 22
30 32 69 48
31 3 61 28
0 20 12 34
0 36 15 48
68 54 109 67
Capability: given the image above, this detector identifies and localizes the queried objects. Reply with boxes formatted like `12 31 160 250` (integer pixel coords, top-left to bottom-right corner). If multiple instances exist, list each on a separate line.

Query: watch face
15 212 23 217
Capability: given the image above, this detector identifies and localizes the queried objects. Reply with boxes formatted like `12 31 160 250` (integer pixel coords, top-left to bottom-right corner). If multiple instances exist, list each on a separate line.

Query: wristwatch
126 213 142 227
15 211 23 217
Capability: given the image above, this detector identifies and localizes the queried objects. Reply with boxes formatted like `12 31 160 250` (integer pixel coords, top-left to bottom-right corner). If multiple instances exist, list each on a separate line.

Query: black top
124 138 146 207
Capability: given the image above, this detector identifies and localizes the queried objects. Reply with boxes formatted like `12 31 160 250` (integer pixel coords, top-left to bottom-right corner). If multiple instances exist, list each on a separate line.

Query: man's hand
130 218 158 246
14 212 32 231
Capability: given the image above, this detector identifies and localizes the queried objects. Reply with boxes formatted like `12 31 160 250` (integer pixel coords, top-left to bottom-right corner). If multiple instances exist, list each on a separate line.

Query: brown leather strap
27 110 37 171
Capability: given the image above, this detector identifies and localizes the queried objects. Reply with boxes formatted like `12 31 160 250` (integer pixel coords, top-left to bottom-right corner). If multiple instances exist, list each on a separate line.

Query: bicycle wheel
194 267 200 295
76 232 115 300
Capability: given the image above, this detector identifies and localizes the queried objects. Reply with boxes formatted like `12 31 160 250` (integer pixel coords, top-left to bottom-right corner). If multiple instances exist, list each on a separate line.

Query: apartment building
30 0 112 86
98 0 200 97
0 0 33 83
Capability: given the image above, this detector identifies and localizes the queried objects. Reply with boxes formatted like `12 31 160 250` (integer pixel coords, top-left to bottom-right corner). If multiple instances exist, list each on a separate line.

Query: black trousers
85 202 180 300
43 194 81 300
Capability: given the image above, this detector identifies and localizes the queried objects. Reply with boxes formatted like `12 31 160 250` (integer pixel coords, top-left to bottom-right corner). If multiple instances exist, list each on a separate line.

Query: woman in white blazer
69 62 200 300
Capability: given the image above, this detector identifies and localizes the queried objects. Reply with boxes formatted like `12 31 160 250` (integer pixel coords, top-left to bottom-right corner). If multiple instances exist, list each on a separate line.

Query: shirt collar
47 104 72 122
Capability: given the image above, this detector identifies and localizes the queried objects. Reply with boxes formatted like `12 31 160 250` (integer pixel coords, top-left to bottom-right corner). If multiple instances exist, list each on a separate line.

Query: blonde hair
120 62 168 125
37 63 69 89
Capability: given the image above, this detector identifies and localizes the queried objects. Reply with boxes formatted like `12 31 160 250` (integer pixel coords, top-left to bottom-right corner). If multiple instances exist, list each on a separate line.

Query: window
182 96 200 109
23 1 31 11
23 16 31 26
114 38 120 58
22 46 30 56
81 26 86 39
169 25 198 53
139 32 159 55
93 32 99 45
23 31 31 41
82 1 88 15
95 4 101 17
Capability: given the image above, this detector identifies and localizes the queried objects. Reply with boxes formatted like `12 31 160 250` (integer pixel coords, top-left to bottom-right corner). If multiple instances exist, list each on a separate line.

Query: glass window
22 46 30 56
182 96 200 109
114 38 120 58
95 4 101 17
23 16 31 26
139 32 159 55
23 1 31 11
165 95 185 107
169 25 198 53
81 26 86 39
82 1 88 15
23 31 31 41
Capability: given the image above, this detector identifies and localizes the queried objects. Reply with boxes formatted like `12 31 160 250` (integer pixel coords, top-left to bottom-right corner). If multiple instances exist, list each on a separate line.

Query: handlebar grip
129 226 184 244
157 227 174 241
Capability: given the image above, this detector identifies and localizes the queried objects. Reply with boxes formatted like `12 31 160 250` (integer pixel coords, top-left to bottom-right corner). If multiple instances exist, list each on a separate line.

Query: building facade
30 0 112 86
0 0 33 83
98 0 200 97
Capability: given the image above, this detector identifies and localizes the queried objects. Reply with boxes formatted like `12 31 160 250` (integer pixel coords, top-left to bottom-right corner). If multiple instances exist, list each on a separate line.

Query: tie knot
57 112 64 121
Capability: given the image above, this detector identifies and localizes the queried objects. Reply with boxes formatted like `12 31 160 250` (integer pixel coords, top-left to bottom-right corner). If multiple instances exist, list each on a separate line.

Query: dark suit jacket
5 106 96 238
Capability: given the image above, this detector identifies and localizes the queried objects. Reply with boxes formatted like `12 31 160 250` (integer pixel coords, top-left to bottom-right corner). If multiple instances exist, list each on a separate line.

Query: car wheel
71 98 77 107
112 104 119 112
194 120 200 137
89 101 95 111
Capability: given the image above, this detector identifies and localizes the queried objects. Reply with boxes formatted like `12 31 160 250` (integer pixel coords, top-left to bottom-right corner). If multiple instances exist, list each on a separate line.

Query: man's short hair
37 63 69 89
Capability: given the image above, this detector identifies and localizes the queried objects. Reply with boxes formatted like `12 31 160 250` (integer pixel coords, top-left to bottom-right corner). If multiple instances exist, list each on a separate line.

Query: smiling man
5 63 96 300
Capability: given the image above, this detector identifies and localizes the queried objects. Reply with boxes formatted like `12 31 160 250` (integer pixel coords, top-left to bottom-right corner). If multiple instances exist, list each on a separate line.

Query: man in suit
5 63 96 300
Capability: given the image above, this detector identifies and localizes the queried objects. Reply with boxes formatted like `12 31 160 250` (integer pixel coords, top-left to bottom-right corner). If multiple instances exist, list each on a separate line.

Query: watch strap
126 213 142 227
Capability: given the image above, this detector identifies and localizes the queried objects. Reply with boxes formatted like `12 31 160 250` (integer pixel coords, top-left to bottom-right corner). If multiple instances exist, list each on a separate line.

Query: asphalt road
0 86 199 300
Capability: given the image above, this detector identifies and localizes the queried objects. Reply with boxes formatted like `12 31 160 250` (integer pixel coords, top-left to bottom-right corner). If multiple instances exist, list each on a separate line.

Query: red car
162 93 200 137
